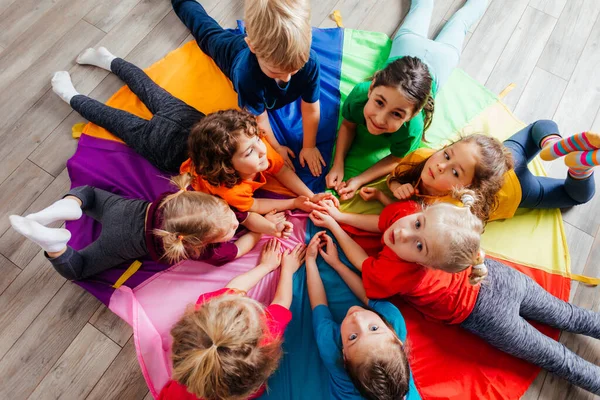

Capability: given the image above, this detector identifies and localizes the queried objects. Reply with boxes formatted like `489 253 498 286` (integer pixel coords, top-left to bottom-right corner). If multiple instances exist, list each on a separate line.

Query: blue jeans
388 0 487 90
503 120 595 209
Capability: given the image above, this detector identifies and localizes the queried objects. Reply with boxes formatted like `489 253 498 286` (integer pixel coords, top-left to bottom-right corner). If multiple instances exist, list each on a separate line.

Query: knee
532 120 560 139
569 184 595 205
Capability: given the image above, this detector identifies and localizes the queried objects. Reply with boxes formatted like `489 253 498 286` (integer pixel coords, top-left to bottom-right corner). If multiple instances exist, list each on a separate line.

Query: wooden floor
0 0 598 398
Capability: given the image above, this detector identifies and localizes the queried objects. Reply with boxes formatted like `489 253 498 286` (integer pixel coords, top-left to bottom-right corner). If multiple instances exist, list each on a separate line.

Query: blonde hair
421 189 488 285
244 0 312 71
170 294 284 400
154 173 233 263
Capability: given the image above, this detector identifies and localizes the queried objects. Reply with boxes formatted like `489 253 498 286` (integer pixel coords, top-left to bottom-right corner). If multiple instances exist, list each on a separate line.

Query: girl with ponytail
311 195 600 396
160 239 306 400
327 0 488 201
9 173 278 281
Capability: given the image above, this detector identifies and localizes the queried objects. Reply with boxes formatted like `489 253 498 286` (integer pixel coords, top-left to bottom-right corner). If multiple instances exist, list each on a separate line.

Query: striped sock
564 150 599 179
540 132 600 161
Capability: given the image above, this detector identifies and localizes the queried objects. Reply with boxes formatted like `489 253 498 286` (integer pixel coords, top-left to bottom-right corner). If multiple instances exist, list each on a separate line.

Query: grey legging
461 258 600 394
70 58 204 173
48 186 149 280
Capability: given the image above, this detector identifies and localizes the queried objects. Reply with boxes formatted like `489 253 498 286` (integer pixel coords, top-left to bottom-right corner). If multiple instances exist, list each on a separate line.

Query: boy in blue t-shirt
306 231 421 400
172 0 325 177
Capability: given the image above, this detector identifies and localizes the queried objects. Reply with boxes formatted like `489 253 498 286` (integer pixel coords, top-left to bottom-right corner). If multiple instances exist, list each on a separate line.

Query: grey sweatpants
48 186 149 280
461 258 600 394
70 58 204 173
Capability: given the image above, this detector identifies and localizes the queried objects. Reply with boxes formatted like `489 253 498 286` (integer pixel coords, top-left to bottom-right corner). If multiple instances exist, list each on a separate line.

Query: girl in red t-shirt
311 197 600 395
160 239 306 400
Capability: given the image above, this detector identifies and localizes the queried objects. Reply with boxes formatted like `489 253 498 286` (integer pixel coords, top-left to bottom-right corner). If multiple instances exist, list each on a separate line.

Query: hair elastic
461 193 475 207
472 249 486 270
178 234 184 241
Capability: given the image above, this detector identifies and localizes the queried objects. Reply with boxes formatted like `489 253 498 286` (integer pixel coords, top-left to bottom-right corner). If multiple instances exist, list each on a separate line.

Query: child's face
232 134 269 179
382 211 433 265
341 306 399 361
420 141 480 195
214 209 240 243
363 85 416 135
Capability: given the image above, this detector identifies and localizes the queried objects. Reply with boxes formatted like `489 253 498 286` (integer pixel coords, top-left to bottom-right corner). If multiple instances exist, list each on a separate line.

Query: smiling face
231 134 269 180
340 306 400 361
419 141 480 196
363 85 417 135
382 210 437 265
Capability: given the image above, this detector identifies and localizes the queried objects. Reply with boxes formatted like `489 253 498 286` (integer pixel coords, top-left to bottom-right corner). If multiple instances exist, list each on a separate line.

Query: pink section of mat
108 213 308 398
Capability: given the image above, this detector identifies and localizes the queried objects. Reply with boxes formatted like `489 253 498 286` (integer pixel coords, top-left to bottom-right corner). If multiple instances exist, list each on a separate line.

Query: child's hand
359 187 382 202
294 196 323 213
265 210 293 239
318 199 343 220
281 243 306 274
337 177 361 201
311 192 340 208
309 210 339 230
275 145 296 171
392 183 416 200
299 147 326 177
318 234 341 267
325 163 344 190
258 238 282 271
306 231 326 260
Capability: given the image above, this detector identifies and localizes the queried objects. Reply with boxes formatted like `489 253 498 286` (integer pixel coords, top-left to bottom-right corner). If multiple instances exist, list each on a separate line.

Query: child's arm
338 154 399 201
319 199 380 233
233 232 263 259
326 119 356 190
226 239 281 291
359 187 395 206
299 100 325 177
318 233 368 305
310 211 369 271
305 232 328 309
242 211 293 238
257 111 296 171
271 243 306 308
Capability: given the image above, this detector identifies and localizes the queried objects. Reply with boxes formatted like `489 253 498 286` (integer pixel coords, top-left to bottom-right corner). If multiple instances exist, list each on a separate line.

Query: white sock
25 198 82 226
51 71 79 103
10 215 71 253
76 47 116 71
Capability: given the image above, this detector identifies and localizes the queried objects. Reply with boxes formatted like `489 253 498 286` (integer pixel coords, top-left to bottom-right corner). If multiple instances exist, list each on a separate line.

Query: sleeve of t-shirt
232 207 249 224
341 82 369 124
196 288 230 305
215 183 256 212
312 305 344 374
368 300 408 341
198 242 239 266
264 137 285 175
300 51 320 103
389 114 424 158
264 304 293 340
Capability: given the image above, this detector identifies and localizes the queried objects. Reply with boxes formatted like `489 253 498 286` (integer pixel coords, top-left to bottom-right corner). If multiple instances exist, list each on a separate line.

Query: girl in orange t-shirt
363 121 599 222
180 109 338 236
311 197 600 395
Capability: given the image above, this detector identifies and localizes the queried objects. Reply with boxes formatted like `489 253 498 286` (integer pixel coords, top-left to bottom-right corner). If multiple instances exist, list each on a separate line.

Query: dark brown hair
372 56 435 138
389 134 514 222
344 309 410 400
188 109 260 188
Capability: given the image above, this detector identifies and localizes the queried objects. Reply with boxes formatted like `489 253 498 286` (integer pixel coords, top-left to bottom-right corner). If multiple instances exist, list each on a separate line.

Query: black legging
70 58 204 173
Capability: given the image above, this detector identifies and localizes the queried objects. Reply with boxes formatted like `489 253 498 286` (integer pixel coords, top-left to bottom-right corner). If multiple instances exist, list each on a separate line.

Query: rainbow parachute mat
68 26 572 399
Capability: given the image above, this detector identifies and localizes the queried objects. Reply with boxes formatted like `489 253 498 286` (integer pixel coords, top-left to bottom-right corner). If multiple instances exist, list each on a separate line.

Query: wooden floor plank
537 0 600 80
459 0 528 85
0 254 21 295
317 0 378 30
0 282 99 399
89 304 133 347
310 0 340 28
86 337 149 400
529 0 567 19
485 6 556 110
83 0 142 33
0 0 62 48
29 324 120 400
358 0 406 37
513 67 568 123
0 168 71 268
0 160 53 237
562 222 595 303
428 0 456 38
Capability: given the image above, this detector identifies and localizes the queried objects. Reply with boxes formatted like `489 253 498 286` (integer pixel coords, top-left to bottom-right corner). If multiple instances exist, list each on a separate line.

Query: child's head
189 109 268 188
341 305 410 400
244 0 312 81
156 173 239 263
392 134 514 221
170 293 283 400
364 57 434 137
382 192 485 277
